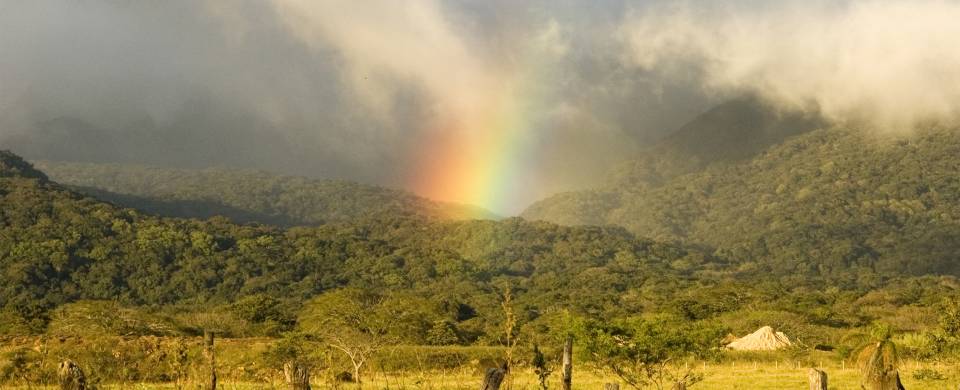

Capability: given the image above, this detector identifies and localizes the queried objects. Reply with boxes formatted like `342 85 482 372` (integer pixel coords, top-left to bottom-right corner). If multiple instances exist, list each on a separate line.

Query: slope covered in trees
3 149 960 360
33 161 497 225
524 98 823 226
604 97 824 191
524 123 960 278
0 151 713 338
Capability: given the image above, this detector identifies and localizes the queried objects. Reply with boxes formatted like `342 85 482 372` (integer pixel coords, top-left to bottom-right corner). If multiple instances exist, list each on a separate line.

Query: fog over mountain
2 1 960 213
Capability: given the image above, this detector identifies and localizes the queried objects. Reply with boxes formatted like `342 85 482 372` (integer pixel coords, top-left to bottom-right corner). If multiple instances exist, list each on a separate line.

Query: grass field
3 337 958 389
8 362 959 389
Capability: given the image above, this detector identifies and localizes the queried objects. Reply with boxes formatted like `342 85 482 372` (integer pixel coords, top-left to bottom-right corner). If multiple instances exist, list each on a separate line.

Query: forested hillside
4 150 959 353
1 151 714 340
523 98 823 226
604 98 823 192
524 125 960 278
33 161 497 225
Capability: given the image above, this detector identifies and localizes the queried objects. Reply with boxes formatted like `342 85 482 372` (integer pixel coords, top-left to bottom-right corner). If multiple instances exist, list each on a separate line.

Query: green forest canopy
524 126 960 278
2 149 959 353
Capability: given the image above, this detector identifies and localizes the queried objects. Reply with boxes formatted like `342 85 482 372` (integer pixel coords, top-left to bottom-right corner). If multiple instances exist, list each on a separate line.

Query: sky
2 1 959 214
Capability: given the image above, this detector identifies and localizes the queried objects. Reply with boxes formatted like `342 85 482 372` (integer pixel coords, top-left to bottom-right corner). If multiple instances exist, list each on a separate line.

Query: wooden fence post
561 336 573 390
203 330 217 390
57 360 86 390
480 363 507 390
284 361 311 390
807 368 827 390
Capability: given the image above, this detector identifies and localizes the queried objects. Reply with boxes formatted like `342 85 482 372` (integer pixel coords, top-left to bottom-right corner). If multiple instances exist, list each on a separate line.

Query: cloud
271 0 501 125
268 0 656 212
0 0 718 213
622 0 960 130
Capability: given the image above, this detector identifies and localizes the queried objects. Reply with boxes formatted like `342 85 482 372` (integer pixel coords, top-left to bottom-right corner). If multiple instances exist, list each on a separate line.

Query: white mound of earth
726 326 792 351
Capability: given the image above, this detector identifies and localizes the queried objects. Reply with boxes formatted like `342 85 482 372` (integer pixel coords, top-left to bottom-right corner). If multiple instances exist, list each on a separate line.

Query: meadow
3 336 959 389
5 363 960 389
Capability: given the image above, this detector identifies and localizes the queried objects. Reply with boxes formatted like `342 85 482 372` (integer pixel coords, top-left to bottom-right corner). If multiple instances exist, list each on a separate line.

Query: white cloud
271 0 500 125
622 0 960 130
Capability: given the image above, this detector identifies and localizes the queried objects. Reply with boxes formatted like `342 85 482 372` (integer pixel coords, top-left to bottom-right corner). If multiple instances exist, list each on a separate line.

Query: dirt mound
726 326 792 351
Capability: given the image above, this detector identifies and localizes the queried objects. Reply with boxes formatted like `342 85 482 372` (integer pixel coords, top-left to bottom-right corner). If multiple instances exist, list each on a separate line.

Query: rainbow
409 67 544 216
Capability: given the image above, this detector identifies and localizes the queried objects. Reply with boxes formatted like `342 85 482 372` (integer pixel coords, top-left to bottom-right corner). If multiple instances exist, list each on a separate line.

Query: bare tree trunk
353 362 362 386
284 361 312 390
561 336 573 390
58 360 86 390
480 364 507 390
603 383 620 390
203 330 217 390
673 381 687 390
808 368 828 390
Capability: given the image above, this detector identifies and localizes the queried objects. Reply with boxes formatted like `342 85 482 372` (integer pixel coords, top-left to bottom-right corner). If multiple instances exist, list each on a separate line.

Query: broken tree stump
58 360 86 390
480 363 507 390
808 368 828 390
284 361 311 390
203 330 217 390
561 336 573 390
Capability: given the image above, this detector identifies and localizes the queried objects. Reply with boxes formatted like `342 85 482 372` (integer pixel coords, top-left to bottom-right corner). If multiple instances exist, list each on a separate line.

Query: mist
0 1 718 214
3 1 957 214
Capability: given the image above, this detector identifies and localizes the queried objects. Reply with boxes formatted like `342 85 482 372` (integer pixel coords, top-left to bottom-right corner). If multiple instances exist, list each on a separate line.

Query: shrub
911 368 945 381
47 301 178 337
575 316 724 390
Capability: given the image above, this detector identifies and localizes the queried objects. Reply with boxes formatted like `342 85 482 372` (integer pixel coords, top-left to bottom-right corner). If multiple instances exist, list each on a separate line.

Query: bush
46 301 179 337
575 316 725 389
230 295 296 333
911 368 945 381
260 332 323 371
372 345 506 371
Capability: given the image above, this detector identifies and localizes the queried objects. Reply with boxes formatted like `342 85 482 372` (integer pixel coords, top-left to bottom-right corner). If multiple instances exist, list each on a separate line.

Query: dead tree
57 360 86 390
673 381 687 390
481 363 508 390
284 361 312 390
561 336 573 390
203 330 217 390
808 368 828 390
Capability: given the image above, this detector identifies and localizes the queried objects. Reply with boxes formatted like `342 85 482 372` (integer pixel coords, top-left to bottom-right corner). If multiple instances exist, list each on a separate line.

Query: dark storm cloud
0 1 717 213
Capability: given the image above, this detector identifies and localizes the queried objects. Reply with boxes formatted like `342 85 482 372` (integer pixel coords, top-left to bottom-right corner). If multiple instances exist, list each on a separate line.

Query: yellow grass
12 361 960 389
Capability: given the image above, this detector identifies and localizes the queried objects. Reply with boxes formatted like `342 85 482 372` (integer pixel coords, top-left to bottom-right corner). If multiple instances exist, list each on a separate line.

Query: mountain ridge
523 98 824 226
523 100 960 278
32 160 498 225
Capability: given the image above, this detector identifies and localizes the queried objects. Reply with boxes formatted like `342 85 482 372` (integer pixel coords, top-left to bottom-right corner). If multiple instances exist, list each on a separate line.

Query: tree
575 316 723 390
426 320 460 345
297 288 400 385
